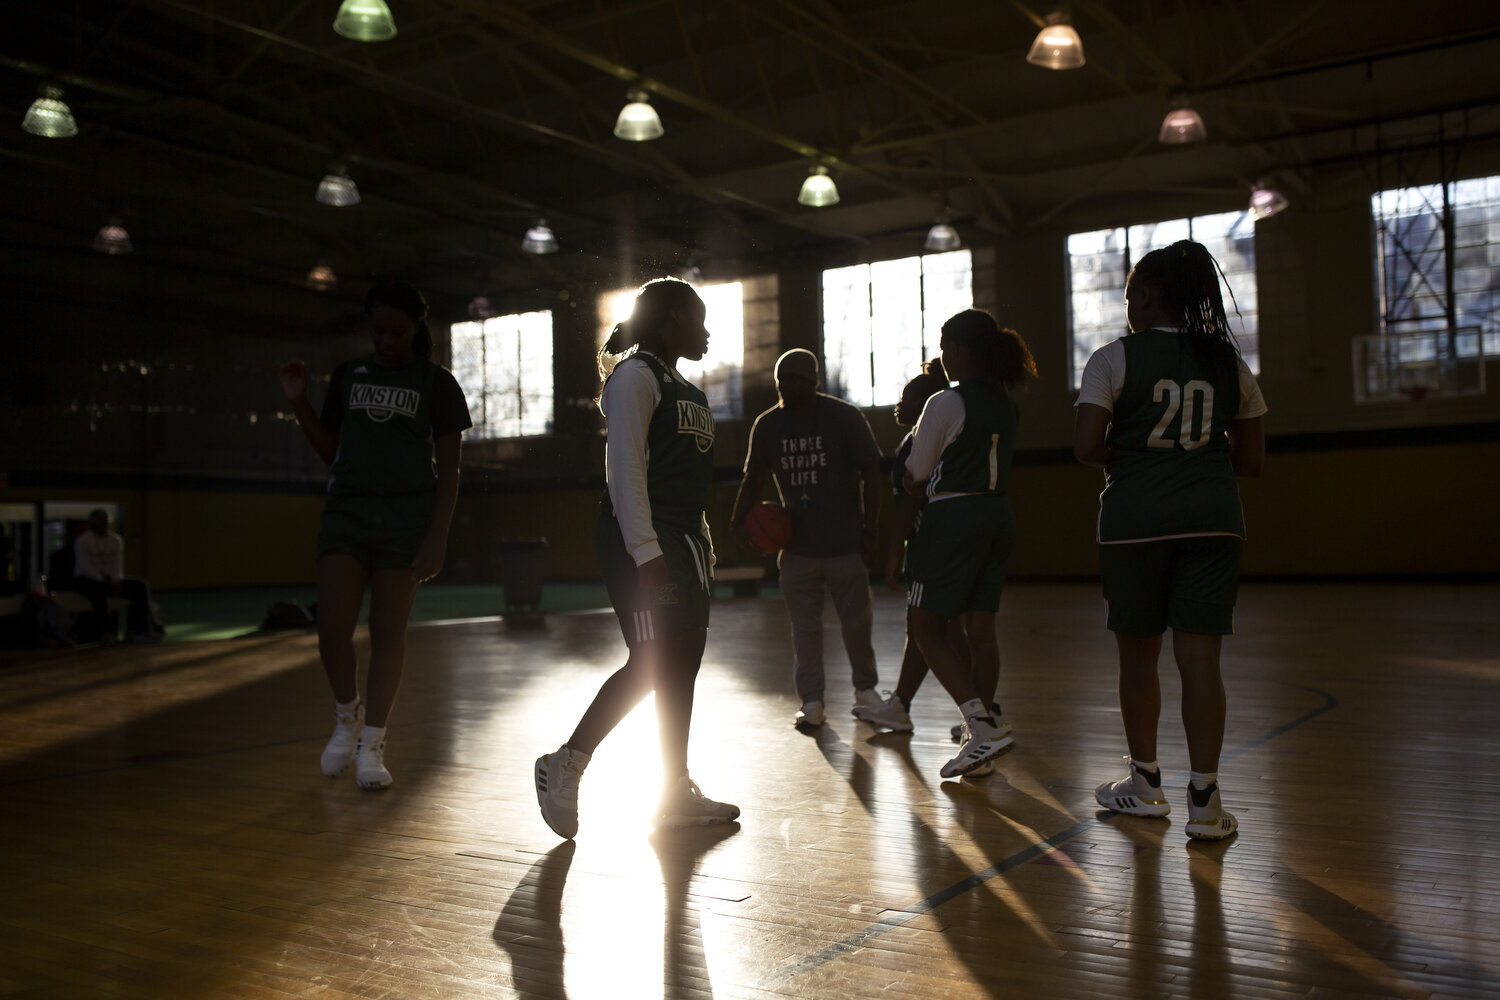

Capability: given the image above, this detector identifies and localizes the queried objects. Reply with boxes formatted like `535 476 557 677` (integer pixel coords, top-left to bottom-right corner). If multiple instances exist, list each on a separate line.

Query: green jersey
600 352 715 532
930 381 1019 497
323 355 471 499
1100 330 1244 542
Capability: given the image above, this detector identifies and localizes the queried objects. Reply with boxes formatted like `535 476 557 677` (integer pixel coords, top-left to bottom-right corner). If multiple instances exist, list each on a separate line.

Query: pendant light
522 220 559 254
1249 181 1289 220
22 84 78 138
333 0 397 41
925 218 961 252
1158 96 1206 144
798 165 839 207
315 166 361 206
306 264 337 291
614 89 664 141
1026 12 1085 70
93 219 133 255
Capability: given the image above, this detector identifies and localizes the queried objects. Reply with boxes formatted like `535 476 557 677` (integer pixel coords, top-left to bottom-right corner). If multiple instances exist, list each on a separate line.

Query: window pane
870 257 922 408
450 321 487 433
448 312 553 439
1066 227 1127 388
822 263 872 407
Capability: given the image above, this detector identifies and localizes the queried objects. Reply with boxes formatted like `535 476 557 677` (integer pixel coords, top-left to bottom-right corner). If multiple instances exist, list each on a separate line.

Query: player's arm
274 361 339 465
730 420 771 544
884 492 920 590
411 432 462 582
1073 403 1112 467
1228 417 1264 477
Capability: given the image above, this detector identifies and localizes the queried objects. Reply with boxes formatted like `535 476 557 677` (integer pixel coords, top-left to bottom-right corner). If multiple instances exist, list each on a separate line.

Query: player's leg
351 567 420 790
1168 536 1242 839
314 552 368 777
778 552 828 726
825 552 878 712
1095 541 1171 816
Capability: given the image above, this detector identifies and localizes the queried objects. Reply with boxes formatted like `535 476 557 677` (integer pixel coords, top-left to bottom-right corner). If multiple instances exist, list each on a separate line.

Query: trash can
495 538 547 612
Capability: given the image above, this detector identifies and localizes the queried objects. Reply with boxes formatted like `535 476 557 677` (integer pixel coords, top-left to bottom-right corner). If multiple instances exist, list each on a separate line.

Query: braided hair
1127 239 1242 386
939 309 1038 390
365 281 432 360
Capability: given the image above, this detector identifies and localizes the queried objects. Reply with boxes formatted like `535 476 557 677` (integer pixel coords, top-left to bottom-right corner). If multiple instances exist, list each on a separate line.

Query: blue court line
759 683 1340 990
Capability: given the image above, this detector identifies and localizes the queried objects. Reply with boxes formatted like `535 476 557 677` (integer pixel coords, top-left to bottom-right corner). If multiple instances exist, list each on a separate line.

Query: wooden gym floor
1 582 1497 999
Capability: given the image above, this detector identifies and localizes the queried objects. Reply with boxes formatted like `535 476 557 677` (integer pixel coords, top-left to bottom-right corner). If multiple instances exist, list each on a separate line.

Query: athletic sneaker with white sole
794 700 826 727
655 776 740 828
535 746 590 839
851 688 882 716
940 718 1014 778
964 759 995 778
320 700 364 777
354 737 393 790
852 692 913 732
950 704 1007 743
1185 782 1238 840
1094 759 1170 817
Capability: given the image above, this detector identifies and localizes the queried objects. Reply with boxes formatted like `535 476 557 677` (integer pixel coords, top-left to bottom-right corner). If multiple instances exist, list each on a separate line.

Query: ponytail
939 309 1038 390
595 277 701 399
365 281 432 360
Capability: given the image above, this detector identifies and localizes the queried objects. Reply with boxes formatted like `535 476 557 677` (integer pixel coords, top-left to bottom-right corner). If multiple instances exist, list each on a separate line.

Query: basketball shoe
851 688 882 716
940 717 1014 778
852 692 913 732
655 775 740 829
950 704 1007 743
320 699 363 777
1185 782 1238 840
1094 759 1170 817
535 746 590 839
354 736 392 790
794 700 825 728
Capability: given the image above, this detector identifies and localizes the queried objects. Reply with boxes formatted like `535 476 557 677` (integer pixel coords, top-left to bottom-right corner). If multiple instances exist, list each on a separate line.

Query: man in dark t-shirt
731 349 882 729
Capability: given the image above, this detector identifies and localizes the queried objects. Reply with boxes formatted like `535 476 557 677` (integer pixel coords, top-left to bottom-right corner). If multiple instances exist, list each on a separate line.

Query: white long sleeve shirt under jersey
904 389 973 503
599 352 715 567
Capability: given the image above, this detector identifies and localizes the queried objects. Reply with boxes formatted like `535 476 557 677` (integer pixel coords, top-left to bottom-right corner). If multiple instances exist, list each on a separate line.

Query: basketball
744 501 793 554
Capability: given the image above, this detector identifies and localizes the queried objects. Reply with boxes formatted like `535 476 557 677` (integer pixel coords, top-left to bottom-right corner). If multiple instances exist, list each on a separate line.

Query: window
450 311 554 438
1373 174 1500 358
598 282 745 420
1066 211 1260 389
822 249 972 408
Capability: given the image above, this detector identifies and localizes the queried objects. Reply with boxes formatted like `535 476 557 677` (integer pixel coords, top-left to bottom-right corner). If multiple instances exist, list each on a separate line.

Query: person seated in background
72 509 165 642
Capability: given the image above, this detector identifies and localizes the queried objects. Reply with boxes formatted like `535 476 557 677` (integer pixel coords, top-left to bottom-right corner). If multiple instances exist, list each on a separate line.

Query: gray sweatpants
777 551 878 704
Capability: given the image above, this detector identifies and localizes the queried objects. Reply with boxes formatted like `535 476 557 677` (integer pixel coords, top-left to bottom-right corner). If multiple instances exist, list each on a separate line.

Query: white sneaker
950 718 1013 743
794 701 826 728
940 718 1014 778
655 775 740 828
354 737 392 790
851 688 882 716
1185 782 1238 840
852 692 913 732
964 759 995 778
320 700 363 777
1094 759 1170 817
535 746 590 839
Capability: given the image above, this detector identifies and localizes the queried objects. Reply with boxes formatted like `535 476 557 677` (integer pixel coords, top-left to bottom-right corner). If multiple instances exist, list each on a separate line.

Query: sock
1189 770 1217 791
958 697 987 720
359 724 386 747
336 696 362 715
1132 759 1162 788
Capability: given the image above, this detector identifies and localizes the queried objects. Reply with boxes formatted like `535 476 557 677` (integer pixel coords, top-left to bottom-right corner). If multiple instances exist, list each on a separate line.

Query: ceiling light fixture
1249 181 1289 220
925 217 961 252
522 219 559 255
22 84 78 138
613 88 664 141
1026 12 1085 70
306 264 337 291
93 219 133 255
333 0 397 42
798 164 839 207
1158 96 1206 144
315 166 361 206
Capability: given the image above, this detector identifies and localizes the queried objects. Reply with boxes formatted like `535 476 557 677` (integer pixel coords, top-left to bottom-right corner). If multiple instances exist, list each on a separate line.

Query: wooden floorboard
1 582 1497 998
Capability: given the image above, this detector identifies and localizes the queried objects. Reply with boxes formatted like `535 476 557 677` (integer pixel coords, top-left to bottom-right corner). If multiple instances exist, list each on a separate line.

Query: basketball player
1075 239 1265 840
900 311 1036 778
534 278 738 838
276 281 472 790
